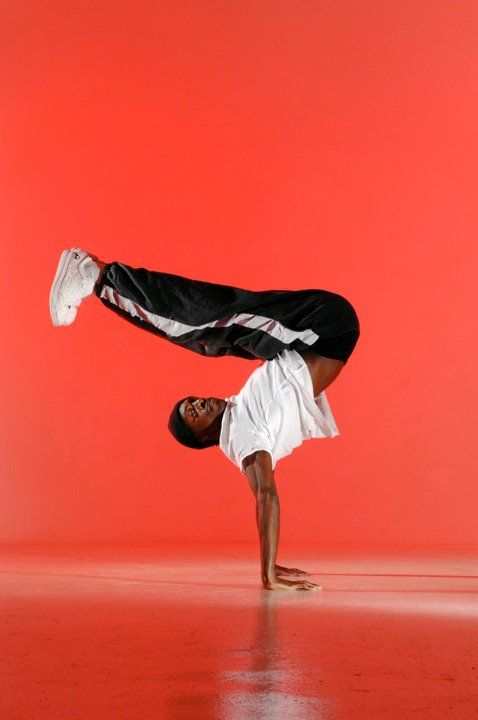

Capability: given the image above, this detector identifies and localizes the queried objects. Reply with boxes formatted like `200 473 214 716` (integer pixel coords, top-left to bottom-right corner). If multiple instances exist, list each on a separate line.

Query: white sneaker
49 247 101 326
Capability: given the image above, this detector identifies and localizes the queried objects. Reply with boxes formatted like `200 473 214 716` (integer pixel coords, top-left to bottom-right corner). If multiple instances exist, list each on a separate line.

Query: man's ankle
94 259 107 288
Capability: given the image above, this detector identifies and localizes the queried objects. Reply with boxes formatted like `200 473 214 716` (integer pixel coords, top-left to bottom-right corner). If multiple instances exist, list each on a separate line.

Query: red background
1 0 477 547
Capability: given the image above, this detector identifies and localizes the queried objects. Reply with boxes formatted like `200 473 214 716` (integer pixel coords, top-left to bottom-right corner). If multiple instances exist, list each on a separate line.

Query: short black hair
167 396 217 450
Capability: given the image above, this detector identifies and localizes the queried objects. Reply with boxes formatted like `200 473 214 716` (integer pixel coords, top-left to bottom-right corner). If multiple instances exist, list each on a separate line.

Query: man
50 248 360 592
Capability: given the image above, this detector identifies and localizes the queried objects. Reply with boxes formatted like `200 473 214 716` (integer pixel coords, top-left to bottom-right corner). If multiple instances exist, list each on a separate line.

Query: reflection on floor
1 543 477 719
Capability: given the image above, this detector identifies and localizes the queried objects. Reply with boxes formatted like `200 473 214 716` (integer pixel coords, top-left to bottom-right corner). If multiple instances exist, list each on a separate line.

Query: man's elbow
243 450 277 497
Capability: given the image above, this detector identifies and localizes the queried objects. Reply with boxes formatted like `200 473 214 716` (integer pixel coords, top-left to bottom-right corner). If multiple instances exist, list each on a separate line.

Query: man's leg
50 249 245 359
91 258 260 359
51 248 360 365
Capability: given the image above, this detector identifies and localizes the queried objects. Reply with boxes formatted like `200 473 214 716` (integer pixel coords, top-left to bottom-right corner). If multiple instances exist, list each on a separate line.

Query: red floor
2 543 477 719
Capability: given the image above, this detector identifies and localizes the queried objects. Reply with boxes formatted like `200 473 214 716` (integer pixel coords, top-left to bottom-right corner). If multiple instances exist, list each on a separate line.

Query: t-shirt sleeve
234 427 273 475
219 396 274 476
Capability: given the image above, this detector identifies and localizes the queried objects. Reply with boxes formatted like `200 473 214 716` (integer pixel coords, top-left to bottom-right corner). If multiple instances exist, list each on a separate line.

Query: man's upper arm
242 450 276 496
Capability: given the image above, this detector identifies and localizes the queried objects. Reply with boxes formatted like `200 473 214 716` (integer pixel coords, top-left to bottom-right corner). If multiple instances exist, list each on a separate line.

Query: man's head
168 396 227 449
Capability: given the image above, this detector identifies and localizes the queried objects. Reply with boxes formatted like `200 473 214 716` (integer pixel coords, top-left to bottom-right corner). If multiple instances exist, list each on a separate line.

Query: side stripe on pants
100 284 320 347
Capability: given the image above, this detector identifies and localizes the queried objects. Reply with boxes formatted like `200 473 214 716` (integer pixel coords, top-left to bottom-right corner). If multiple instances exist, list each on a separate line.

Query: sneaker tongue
84 257 100 283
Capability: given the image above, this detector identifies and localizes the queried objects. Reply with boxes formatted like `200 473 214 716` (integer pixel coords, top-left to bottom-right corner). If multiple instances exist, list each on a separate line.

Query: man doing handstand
50 248 361 591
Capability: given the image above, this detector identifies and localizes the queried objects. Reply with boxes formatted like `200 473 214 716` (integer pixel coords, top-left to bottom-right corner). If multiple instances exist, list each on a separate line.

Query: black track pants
94 262 360 363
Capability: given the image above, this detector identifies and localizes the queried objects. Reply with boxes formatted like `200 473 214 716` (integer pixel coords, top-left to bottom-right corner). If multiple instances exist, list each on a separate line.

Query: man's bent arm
243 450 279 586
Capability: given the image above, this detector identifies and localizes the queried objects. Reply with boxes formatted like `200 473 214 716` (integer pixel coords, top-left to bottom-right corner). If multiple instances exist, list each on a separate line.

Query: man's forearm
256 489 280 585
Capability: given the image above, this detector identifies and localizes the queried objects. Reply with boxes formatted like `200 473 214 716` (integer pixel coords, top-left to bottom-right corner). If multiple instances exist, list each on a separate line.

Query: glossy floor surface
2 544 478 719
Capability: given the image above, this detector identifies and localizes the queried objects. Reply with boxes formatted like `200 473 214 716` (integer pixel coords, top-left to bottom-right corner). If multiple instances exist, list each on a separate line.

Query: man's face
180 396 227 436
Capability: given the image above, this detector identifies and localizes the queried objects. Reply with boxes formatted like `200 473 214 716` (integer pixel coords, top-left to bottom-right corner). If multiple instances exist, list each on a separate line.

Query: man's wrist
262 570 276 584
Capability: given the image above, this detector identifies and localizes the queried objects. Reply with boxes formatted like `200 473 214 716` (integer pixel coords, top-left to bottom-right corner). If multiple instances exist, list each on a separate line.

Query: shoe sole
49 249 76 326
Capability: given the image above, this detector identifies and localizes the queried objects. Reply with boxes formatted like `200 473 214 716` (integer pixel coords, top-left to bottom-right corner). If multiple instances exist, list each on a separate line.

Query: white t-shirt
219 349 339 475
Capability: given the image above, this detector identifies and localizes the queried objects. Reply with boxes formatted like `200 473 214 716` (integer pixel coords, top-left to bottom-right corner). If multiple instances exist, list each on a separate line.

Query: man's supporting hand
264 577 322 591
242 450 323 592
